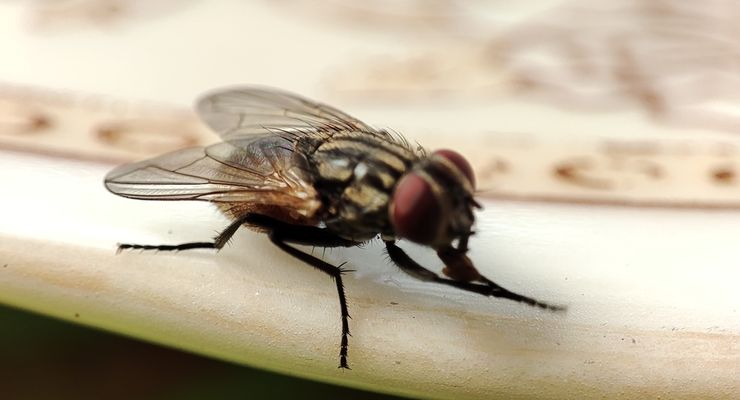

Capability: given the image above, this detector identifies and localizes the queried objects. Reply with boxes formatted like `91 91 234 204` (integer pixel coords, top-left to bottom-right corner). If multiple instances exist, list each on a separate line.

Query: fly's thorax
389 149 477 249
301 130 418 240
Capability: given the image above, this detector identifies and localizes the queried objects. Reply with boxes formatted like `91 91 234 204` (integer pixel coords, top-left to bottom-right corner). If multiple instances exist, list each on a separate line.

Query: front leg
385 241 565 311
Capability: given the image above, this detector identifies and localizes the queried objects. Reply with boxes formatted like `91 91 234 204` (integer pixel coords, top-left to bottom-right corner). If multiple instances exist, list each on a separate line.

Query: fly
104 87 565 369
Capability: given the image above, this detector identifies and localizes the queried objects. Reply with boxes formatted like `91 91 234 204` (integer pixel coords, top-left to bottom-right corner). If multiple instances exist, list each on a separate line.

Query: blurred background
2 1 740 399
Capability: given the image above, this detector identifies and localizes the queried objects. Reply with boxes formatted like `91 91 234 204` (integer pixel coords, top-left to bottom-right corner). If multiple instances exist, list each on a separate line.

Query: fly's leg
243 214 360 369
117 214 250 253
116 213 355 253
385 241 565 312
120 212 360 368
269 234 353 369
475 275 565 311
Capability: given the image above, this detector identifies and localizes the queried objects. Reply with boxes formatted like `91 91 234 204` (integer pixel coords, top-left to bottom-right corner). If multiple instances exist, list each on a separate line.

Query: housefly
105 87 564 369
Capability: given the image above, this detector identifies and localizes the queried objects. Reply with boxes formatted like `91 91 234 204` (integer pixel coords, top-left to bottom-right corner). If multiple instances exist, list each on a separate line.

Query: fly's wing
196 86 391 140
104 135 322 218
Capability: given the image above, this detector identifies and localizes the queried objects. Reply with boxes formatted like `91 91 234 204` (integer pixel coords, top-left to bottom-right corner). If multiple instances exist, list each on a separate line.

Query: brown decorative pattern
424 133 740 209
0 85 213 163
711 166 735 185
3 85 740 209
96 119 200 154
0 100 52 135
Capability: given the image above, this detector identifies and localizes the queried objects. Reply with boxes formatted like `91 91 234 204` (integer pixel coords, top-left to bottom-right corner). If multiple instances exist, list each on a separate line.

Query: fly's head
389 149 482 276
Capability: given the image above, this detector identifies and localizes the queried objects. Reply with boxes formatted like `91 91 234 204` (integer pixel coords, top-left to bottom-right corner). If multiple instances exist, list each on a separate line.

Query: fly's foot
479 276 567 312
437 246 480 282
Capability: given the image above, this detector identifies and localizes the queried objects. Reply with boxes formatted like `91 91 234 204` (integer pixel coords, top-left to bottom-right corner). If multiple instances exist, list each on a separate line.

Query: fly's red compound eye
433 149 475 189
390 173 442 245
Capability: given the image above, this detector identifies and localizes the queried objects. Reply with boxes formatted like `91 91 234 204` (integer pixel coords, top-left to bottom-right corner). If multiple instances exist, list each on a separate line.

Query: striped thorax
298 129 478 249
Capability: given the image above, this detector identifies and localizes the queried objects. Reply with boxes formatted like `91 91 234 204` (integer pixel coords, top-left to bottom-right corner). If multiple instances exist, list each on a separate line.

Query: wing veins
196 86 376 140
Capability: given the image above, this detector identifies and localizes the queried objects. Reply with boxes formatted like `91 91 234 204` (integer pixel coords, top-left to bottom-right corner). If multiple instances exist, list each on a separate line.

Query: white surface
0 148 738 398
3 151 738 331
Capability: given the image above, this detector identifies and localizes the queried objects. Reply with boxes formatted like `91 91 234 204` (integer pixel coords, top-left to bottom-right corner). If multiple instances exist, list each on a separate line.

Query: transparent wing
196 86 379 139
104 135 321 216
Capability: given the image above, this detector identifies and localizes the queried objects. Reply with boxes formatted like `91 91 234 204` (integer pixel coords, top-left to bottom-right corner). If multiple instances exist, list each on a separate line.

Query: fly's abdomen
302 130 419 241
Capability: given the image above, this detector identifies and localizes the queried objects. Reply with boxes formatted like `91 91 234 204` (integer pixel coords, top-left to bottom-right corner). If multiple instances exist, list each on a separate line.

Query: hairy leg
385 241 565 311
117 213 362 368
117 214 250 253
